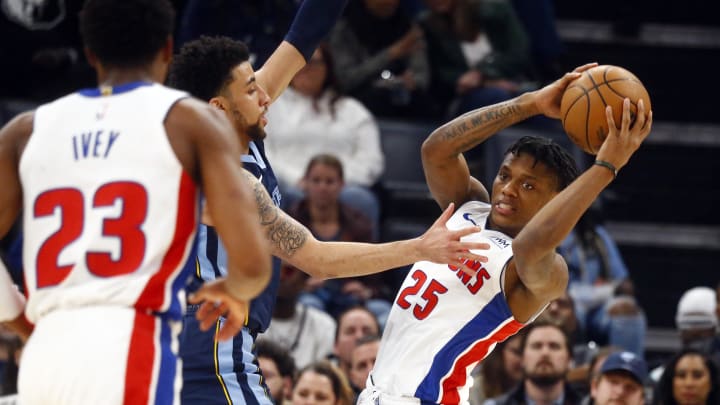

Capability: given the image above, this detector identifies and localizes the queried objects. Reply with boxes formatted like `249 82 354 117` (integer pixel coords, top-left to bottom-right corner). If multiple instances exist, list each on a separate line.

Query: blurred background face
539 293 577 335
502 334 524 382
673 354 711 405
591 372 645 405
258 356 284 404
291 49 327 97
424 0 455 14
292 370 336 405
305 162 344 208
363 0 400 18
349 340 380 389
522 326 570 387
335 309 379 366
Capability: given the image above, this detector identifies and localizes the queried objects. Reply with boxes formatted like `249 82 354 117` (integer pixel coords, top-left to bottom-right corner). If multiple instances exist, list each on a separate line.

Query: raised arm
508 95 652 322
256 0 348 101
166 99 271 300
420 65 596 209
241 170 490 278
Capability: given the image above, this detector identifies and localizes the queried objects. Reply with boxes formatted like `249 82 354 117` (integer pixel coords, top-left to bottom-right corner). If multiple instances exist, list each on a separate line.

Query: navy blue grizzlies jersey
180 140 281 405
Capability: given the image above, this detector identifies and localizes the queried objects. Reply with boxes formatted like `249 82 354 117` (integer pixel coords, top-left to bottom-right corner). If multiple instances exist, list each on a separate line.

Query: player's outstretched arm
166 99 271 301
510 97 652 319
241 172 490 278
256 0 348 101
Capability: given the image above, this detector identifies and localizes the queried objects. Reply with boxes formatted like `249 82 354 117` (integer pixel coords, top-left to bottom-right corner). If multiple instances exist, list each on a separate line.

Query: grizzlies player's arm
421 94 540 209
165 99 271 300
243 172 488 278
0 112 34 337
255 42 306 103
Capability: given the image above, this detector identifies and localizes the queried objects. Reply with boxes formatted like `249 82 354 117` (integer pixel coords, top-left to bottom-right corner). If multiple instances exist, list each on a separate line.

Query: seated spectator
509 0 565 83
574 346 620 401
332 307 381 379
419 0 533 117
559 208 646 357
349 335 381 397
256 339 296 405
263 45 384 229
328 0 435 118
292 361 354 405
590 351 647 405
652 349 719 405
469 332 524 405
484 321 581 405
261 261 337 369
285 155 392 321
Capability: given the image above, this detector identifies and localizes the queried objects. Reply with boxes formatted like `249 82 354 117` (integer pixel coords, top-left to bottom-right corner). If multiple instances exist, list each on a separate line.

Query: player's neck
96 68 156 88
239 135 251 154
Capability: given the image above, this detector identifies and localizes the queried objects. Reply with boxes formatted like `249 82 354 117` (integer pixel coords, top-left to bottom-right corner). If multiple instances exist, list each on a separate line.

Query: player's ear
209 97 226 111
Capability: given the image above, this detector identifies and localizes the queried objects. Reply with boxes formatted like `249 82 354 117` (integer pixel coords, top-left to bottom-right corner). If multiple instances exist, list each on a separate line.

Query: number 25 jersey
19 82 199 323
368 201 524 405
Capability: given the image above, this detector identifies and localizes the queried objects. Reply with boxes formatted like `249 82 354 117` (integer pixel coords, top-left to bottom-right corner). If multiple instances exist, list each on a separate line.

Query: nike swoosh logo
257 174 263 182
462 213 478 226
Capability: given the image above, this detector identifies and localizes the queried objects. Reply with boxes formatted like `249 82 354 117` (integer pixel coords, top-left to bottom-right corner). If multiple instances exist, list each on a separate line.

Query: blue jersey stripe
415 293 515 401
155 319 178 404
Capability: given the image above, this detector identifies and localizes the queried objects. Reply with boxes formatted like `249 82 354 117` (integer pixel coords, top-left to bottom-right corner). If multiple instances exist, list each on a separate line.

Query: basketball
560 65 651 155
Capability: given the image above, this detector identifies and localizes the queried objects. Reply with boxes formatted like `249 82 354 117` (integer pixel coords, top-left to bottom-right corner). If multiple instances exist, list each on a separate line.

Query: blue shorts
180 310 272 405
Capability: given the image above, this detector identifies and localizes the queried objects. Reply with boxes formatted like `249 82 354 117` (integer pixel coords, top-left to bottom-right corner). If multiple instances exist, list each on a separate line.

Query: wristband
594 160 618 178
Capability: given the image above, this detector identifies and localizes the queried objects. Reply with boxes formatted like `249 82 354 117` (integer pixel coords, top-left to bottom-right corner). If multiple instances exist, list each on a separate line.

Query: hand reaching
417 203 491 274
188 279 250 341
596 97 653 171
533 63 598 119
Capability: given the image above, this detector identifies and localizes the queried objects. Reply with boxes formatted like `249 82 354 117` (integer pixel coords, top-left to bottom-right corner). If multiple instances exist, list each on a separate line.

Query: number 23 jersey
368 201 524 405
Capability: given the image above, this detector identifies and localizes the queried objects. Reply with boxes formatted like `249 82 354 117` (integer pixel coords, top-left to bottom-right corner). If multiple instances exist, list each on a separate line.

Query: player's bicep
256 41 306 102
423 153 489 209
240 170 311 259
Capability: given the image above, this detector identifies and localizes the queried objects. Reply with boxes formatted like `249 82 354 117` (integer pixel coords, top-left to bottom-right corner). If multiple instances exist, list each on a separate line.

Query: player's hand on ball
533 63 597 119
189 279 249 341
596 98 653 172
418 203 491 267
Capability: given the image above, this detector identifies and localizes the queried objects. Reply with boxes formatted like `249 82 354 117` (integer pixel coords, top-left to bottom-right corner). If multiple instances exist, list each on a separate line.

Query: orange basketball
560 65 651 155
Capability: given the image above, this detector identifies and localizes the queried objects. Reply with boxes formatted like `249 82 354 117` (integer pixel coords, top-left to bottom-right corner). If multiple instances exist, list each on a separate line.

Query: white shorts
18 306 181 405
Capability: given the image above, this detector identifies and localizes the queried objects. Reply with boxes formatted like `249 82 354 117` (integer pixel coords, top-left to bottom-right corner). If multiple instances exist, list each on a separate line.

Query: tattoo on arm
441 101 532 154
244 171 308 256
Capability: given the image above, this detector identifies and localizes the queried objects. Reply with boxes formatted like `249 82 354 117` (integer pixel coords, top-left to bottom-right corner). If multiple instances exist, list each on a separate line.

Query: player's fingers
433 202 455 227
451 226 483 239
641 111 653 139
456 241 491 252
633 99 647 132
605 105 617 135
462 251 489 263
573 62 598 73
620 98 631 134
216 316 242 342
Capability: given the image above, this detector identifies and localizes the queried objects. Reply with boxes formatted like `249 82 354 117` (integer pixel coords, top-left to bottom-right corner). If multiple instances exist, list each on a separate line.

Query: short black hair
79 0 175 68
255 339 295 379
504 136 579 190
167 36 250 101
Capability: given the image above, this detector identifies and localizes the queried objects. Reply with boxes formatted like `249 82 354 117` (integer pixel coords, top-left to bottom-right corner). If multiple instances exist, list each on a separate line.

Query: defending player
360 63 653 404
0 0 272 404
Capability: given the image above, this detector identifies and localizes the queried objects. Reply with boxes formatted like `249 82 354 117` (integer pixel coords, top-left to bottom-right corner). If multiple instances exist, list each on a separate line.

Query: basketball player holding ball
359 62 653 405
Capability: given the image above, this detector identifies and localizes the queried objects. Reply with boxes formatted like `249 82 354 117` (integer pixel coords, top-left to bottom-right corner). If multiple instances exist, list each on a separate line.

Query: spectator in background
349 335 381 397
419 0 532 118
292 361 354 405
257 339 296 405
286 155 392 322
175 0 297 66
332 307 381 380
469 332 524 405
590 351 647 405
652 349 718 405
328 0 435 118
575 346 619 402
509 0 565 83
264 46 384 230
261 261 337 370
484 321 581 405
559 207 646 357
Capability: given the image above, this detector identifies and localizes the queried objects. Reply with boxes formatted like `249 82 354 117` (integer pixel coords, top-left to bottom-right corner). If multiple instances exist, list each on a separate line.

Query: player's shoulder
0 110 35 150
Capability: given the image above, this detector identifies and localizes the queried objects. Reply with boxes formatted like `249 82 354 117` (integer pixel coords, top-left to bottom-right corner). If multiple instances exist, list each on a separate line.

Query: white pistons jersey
367 201 524 405
20 82 199 323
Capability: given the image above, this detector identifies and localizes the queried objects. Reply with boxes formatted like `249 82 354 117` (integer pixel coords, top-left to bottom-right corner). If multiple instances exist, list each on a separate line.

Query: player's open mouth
494 202 515 215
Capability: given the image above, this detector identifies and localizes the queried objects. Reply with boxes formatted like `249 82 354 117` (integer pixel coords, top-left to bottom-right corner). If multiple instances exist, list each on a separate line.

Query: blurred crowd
1 1 718 404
